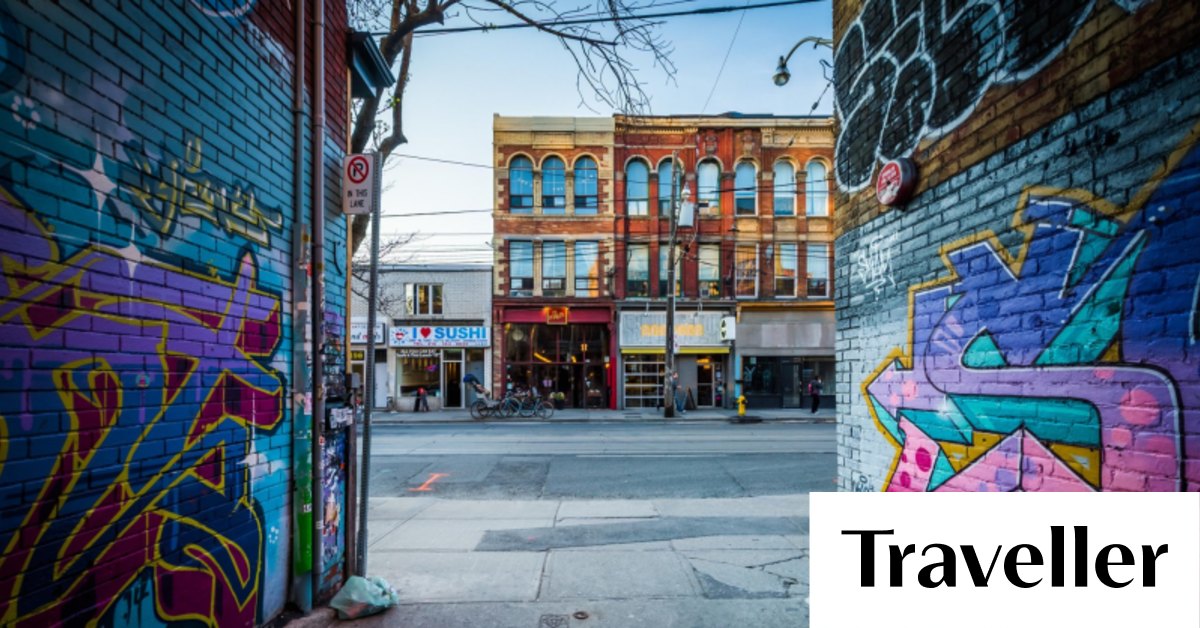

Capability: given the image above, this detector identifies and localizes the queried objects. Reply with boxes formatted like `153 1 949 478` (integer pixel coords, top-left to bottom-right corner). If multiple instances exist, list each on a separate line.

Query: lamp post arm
779 36 834 66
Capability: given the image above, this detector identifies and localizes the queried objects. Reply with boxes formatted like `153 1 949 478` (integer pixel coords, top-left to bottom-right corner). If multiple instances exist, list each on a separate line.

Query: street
366 422 837 498
342 421 834 628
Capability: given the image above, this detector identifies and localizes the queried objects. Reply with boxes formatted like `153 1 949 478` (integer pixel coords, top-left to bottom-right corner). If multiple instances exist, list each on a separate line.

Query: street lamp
773 36 833 87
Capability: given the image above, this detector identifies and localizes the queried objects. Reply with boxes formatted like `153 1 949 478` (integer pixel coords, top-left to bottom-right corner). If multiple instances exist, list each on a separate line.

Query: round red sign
347 155 371 184
876 158 917 206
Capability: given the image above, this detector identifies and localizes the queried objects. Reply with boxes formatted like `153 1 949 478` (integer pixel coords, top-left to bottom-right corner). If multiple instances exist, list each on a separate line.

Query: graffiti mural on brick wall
0 189 283 624
834 0 1150 190
0 0 303 624
864 128 1200 492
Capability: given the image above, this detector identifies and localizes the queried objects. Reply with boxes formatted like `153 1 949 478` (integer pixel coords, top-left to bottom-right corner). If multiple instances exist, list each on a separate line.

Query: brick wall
0 0 348 624
833 0 1200 492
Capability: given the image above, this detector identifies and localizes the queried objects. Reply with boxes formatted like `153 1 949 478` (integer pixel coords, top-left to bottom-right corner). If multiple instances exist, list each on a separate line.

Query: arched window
626 159 649 216
657 160 676 212
574 157 598 214
734 162 757 215
697 160 719 214
542 157 565 214
806 161 828 217
773 161 795 216
509 156 533 213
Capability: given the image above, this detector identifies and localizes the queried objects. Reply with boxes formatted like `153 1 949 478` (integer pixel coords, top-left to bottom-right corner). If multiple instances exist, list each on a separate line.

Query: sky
371 0 835 264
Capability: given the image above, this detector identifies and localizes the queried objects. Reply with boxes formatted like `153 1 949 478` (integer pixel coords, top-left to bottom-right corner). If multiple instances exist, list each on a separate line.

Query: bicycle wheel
469 399 488 420
519 399 537 418
535 400 554 419
501 398 520 418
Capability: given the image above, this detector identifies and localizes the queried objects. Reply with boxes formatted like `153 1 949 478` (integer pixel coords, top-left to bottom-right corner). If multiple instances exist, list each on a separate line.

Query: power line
395 0 823 37
700 0 749 115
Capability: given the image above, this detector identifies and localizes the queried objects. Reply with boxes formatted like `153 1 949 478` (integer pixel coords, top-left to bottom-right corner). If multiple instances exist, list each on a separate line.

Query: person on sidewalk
671 371 686 414
415 386 430 412
808 376 823 413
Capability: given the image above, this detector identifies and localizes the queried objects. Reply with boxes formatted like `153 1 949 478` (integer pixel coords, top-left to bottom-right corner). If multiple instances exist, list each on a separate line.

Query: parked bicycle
469 385 553 420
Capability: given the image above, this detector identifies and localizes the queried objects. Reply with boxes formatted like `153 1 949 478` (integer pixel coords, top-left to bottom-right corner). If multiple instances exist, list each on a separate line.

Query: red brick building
492 114 836 410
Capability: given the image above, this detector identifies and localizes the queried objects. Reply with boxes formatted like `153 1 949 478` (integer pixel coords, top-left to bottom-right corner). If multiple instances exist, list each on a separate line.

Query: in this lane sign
343 153 379 216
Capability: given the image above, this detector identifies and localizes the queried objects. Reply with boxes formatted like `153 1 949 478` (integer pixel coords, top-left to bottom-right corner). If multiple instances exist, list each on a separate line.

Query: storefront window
398 350 440 398
741 356 780 395
505 323 609 407
623 353 664 408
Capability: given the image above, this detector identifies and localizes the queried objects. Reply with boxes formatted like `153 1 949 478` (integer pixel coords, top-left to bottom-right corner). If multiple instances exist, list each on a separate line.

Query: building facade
0 1 385 624
832 0 1200 492
350 265 493 411
492 114 836 410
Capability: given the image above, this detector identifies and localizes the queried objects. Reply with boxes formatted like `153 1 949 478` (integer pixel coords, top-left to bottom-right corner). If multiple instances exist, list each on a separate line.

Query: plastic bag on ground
329 575 400 620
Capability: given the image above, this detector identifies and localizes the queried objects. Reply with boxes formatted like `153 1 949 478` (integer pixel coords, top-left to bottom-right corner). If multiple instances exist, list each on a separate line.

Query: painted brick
0 0 351 625
833 0 1200 494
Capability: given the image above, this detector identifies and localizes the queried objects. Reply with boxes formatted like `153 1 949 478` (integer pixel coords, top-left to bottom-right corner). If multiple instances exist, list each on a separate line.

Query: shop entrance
443 350 463 408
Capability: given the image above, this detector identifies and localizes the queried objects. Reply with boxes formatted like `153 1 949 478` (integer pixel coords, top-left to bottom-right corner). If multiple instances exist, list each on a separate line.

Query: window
405 283 443 315
509 156 533 213
541 241 566 296
697 160 720 215
542 157 565 214
735 161 756 215
657 160 676 212
574 157 598 214
574 241 600 296
735 244 757 297
626 244 649 297
806 161 828 217
775 243 797 297
698 244 721 298
807 243 829 297
774 161 796 216
510 241 533 296
626 160 649 216
658 244 680 297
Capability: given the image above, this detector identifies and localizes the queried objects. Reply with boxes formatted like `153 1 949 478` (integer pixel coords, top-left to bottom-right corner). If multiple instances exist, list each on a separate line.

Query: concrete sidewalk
289 495 810 628
368 406 837 425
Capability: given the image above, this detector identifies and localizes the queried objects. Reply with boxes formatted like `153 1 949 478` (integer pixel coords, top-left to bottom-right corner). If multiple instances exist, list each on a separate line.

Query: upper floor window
773 161 795 216
509 156 534 213
510 241 534 296
735 244 757 298
574 241 600 297
806 161 828 217
542 157 566 214
627 244 649 297
657 160 676 212
735 161 757 215
775 243 797 297
574 157 598 214
658 244 681 297
697 160 720 215
542 241 566 296
807 243 829 297
626 160 649 216
698 244 721 298
406 283 443 315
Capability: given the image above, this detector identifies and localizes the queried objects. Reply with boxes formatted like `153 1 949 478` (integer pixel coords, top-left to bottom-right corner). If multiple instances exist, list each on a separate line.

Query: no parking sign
343 153 380 215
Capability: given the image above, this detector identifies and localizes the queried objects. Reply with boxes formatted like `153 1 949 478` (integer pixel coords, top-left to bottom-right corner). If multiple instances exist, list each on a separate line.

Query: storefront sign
546 306 569 325
350 317 386 344
619 311 725 348
395 349 439 358
389 325 489 348
350 350 365 361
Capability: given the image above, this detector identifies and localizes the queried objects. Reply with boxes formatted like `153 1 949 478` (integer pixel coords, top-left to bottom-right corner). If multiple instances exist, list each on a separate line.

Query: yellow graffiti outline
863 120 1200 491
185 443 228 495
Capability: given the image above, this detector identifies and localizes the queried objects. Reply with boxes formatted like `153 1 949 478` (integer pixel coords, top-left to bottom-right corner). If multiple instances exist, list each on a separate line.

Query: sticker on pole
343 153 380 216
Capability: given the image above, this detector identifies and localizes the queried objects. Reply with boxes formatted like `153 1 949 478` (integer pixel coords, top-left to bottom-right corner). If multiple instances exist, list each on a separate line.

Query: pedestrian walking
671 371 686 414
415 386 430 412
808 376 823 413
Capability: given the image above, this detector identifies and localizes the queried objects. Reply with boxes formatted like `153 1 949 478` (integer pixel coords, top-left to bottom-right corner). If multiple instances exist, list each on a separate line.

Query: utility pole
664 151 678 417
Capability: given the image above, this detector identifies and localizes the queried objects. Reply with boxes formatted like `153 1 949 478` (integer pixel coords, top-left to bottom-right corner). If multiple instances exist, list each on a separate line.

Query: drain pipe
290 0 313 611
310 0 327 607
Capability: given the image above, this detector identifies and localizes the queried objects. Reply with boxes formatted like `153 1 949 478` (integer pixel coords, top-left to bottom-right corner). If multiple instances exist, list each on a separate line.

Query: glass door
444 353 463 408
696 360 714 406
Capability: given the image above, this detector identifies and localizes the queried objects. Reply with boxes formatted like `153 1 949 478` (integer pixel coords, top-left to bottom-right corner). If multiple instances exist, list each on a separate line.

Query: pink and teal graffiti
865 128 1200 492
0 185 283 625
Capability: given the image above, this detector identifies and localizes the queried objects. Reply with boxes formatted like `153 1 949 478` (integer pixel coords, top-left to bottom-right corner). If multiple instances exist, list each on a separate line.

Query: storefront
733 307 835 410
389 323 489 410
349 317 388 408
497 306 615 409
617 310 731 409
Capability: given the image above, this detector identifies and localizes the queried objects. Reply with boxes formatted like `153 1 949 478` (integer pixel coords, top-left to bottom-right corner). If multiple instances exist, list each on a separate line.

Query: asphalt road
362 422 837 499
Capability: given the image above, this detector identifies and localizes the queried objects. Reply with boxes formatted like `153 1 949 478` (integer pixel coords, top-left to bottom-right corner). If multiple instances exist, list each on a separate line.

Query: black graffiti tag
834 0 1107 191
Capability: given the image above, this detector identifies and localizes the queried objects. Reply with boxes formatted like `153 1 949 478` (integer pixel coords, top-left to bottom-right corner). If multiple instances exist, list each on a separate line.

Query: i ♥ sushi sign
389 325 489 348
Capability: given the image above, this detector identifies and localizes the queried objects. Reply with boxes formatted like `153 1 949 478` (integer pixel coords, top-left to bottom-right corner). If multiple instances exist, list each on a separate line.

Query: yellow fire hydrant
737 394 747 417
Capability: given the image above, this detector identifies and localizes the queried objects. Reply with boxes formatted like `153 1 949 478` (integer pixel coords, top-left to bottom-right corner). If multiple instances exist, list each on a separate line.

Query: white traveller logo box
810 492 1200 628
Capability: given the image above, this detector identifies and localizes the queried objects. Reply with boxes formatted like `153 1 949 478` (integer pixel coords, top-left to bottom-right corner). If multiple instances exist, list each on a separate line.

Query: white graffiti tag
852 232 898 297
